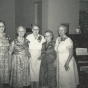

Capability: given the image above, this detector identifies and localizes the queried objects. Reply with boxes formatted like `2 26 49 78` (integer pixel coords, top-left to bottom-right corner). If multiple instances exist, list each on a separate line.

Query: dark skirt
39 54 56 88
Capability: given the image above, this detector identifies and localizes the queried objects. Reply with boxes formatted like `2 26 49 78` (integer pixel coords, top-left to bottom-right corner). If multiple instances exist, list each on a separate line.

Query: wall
42 0 80 39
0 0 15 40
80 0 88 12
15 0 41 29
0 0 80 40
42 0 49 35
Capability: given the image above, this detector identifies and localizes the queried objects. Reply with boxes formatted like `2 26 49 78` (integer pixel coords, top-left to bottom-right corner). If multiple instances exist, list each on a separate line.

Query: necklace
60 35 68 41
17 37 24 44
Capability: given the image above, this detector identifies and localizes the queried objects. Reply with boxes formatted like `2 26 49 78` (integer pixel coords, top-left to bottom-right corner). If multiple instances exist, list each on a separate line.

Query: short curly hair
45 30 54 40
32 24 40 30
17 26 26 32
59 24 67 33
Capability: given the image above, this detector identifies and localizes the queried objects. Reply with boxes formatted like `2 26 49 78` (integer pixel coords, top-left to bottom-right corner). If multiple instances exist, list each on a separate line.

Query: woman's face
0 22 5 33
58 26 66 36
17 27 26 37
45 32 52 42
32 26 39 35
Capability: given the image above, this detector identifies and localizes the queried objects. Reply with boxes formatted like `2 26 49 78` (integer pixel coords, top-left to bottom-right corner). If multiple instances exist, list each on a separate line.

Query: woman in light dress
9 26 31 88
0 21 10 88
26 25 45 88
55 25 79 88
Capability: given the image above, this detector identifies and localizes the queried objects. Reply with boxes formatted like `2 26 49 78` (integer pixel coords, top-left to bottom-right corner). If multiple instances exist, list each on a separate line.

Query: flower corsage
37 36 42 42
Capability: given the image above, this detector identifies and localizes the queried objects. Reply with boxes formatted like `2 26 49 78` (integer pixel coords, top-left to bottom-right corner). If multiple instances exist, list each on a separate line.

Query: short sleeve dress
10 38 31 88
26 33 45 82
55 37 79 88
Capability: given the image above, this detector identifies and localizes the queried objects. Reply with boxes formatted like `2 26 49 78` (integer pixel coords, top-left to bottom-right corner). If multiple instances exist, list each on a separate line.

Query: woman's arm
9 41 14 72
64 38 73 71
66 47 73 64
25 41 31 58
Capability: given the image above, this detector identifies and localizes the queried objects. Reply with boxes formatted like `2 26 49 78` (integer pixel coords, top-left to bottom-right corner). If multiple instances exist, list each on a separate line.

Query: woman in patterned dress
39 30 56 88
55 25 79 88
0 21 10 88
9 26 31 88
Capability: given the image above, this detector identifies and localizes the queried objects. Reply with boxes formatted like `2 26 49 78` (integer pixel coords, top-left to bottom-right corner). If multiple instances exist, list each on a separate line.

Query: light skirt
29 49 41 82
57 52 79 88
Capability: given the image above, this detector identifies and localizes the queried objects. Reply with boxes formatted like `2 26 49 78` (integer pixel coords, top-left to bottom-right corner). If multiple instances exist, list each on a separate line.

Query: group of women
0 20 79 88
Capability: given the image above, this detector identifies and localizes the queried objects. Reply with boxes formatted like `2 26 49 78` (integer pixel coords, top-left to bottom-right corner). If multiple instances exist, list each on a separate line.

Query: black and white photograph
0 0 88 88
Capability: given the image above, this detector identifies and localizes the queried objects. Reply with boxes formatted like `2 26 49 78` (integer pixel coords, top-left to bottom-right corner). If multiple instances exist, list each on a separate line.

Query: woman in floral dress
55 25 79 88
9 26 31 88
39 30 56 88
0 20 10 88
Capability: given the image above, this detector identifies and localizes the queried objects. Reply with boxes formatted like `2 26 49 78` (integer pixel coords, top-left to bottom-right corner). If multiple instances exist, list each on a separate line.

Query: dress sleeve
66 38 73 50
9 41 15 54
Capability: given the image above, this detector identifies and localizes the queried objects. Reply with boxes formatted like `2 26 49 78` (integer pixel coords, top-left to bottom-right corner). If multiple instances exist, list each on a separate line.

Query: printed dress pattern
39 41 57 88
0 34 9 84
10 39 31 88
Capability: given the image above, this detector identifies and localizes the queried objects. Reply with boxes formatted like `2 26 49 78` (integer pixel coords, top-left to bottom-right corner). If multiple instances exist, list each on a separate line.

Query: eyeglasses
18 31 25 32
32 29 39 31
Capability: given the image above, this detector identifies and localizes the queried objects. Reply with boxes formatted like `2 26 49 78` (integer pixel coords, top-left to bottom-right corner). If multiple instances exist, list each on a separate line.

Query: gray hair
32 24 40 30
17 26 26 32
59 24 67 33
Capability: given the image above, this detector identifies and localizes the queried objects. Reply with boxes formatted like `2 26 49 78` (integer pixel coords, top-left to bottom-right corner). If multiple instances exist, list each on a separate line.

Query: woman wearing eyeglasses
26 25 45 88
39 30 56 88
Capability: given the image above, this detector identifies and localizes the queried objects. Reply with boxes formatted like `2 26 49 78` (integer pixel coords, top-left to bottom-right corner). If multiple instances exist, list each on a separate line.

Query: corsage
37 36 42 42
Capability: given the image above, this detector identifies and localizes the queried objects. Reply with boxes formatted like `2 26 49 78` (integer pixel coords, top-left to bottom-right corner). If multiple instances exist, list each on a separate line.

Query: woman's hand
64 62 70 71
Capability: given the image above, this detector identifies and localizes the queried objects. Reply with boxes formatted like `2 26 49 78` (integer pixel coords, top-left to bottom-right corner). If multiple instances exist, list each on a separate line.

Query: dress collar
32 33 40 40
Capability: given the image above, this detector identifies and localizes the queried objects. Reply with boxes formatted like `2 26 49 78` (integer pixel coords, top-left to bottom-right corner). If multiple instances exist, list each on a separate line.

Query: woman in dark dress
39 30 56 88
